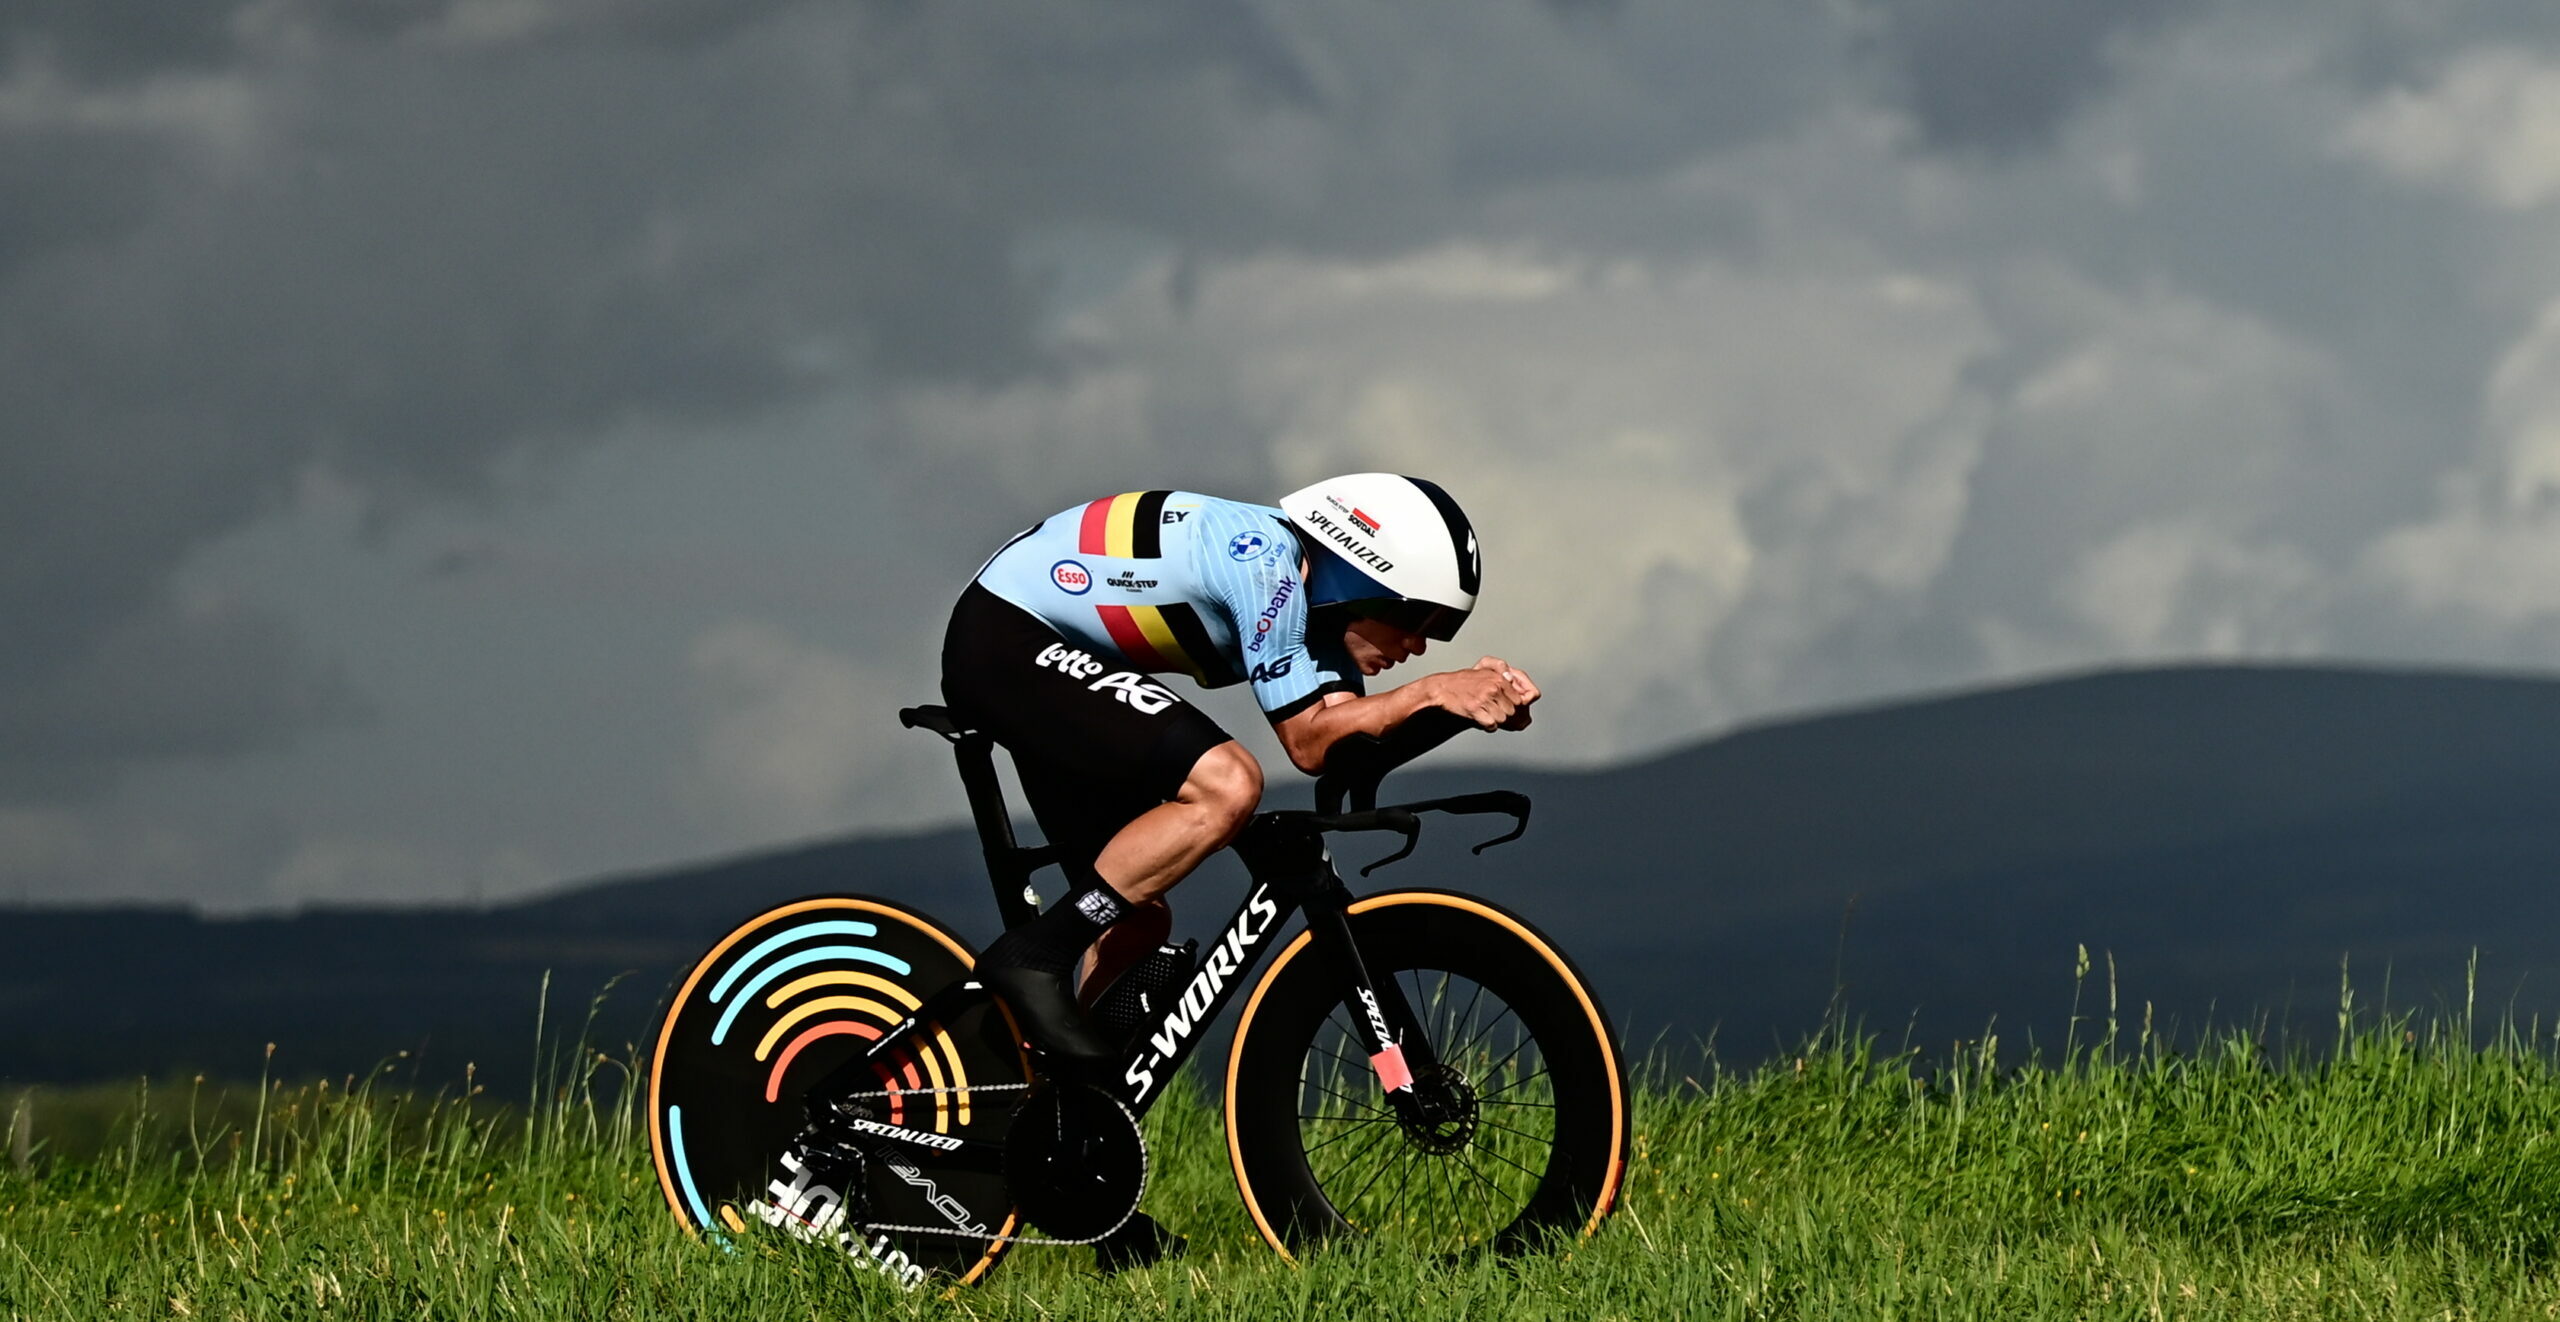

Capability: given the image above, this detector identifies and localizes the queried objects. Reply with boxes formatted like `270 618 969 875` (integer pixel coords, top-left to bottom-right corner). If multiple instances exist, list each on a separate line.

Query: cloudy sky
8 0 2560 910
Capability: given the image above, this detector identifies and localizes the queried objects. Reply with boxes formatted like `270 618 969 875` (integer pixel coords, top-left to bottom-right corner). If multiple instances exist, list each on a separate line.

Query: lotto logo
1036 643 1109 679
1035 644 1180 714
1091 671 1179 715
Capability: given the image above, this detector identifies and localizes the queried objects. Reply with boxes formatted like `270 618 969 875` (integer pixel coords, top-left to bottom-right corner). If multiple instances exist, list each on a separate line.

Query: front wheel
1224 890 1627 1259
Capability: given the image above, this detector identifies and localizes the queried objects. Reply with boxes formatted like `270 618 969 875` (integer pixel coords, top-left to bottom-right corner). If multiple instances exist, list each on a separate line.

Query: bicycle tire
648 894 1030 1285
1224 889 1627 1259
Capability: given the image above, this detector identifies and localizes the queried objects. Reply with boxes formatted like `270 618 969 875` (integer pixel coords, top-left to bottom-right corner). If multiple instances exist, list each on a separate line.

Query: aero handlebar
1280 789 1532 876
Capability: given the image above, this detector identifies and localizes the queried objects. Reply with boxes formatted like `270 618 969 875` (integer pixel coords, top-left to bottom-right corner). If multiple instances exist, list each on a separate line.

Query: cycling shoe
978 963 1121 1061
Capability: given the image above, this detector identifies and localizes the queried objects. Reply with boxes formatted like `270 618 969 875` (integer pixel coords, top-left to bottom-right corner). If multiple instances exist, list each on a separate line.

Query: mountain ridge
10 662 2560 1085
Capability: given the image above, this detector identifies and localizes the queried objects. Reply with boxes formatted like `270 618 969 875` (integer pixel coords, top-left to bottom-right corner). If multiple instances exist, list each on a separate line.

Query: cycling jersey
973 491 1364 721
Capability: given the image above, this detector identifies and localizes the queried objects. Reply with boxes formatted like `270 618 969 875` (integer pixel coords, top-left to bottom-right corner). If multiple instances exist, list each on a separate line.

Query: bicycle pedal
1087 940 1198 1042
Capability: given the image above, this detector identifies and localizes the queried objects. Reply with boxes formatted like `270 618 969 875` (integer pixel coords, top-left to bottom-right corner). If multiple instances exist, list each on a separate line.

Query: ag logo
1050 560 1093 595
1249 656 1294 684
1228 532 1268 561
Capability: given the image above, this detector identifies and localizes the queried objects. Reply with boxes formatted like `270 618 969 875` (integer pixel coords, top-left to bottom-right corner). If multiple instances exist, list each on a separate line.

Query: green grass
15 994 2560 1319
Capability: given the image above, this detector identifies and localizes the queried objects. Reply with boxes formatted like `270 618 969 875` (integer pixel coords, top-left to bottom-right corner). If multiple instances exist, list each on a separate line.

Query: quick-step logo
1122 884 1282 1102
748 1149 928 1287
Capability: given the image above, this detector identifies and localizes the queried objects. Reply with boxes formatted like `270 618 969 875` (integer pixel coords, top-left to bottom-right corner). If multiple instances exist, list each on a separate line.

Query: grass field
12 975 2560 1320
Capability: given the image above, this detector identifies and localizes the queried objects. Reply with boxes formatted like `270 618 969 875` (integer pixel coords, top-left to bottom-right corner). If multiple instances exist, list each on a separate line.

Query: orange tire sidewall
1223 890 1626 1261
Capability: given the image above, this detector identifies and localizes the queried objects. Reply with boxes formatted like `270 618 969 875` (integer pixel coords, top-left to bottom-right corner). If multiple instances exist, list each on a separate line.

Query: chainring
1002 1082 1149 1243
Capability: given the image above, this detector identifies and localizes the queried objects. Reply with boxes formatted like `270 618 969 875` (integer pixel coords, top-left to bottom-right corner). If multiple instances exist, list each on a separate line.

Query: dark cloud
0 0 248 77
1868 0 2195 152
20 0 2553 852
0 0 1855 807
0 598 359 799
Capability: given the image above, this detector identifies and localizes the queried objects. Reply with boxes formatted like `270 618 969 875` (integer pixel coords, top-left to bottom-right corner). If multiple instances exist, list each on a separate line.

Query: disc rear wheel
648 895 1030 1284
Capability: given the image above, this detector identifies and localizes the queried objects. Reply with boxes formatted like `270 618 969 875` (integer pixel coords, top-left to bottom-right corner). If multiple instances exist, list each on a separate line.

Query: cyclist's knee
1181 742 1263 836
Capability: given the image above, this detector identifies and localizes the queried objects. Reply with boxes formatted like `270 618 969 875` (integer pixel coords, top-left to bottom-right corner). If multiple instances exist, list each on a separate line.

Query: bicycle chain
820 1081 1147 1249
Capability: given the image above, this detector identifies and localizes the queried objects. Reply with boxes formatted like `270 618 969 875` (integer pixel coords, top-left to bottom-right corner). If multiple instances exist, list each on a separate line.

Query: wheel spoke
1299 1114 1399 1156
1451 1000 1519 1067
1339 1133 1418 1222
1452 1145 1509 1204
1474 1114 1555 1149
1303 1076 1380 1117
1479 1066 1551 1100
1446 977 1490 1056
1473 1028 1538 1085
1313 1039 1378 1087
1470 1137 1549 1185
1318 1122 1404 1192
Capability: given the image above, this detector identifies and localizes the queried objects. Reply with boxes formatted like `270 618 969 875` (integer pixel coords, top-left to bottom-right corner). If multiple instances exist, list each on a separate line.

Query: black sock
982 885 1127 976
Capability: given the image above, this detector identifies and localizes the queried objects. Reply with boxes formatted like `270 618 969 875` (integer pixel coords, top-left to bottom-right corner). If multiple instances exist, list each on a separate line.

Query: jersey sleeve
1194 504 1365 720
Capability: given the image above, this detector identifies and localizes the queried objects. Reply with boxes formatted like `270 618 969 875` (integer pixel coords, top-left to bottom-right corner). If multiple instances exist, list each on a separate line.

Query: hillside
9 663 2560 1085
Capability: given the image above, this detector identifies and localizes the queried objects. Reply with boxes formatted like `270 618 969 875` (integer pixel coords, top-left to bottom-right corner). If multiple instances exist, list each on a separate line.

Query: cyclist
944 474 1539 1057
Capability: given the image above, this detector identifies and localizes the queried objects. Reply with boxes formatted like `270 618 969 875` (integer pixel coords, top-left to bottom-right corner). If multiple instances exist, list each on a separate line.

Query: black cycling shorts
941 583 1233 877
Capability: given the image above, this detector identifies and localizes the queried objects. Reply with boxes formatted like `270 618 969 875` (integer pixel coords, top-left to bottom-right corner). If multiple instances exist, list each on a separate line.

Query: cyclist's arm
1270 661 1531 775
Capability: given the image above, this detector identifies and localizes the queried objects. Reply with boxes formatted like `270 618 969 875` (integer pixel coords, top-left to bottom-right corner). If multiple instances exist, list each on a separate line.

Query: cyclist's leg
941 585 1238 1054
1012 748 1254 1002
1086 741 1262 901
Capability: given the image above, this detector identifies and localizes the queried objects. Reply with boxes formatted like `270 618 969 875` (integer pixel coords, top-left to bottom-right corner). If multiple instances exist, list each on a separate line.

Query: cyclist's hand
1473 656 1539 731
1431 665 1522 731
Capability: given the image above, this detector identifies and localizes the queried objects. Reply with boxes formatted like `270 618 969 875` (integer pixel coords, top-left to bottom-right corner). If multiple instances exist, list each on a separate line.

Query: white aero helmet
1278 473 1481 641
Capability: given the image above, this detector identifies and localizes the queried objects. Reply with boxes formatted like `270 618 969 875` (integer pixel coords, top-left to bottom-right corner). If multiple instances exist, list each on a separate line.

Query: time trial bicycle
646 705 1626 1285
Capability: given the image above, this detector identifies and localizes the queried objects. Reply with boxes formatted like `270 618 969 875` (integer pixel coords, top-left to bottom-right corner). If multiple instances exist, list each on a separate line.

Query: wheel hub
1398 1064 1478 1155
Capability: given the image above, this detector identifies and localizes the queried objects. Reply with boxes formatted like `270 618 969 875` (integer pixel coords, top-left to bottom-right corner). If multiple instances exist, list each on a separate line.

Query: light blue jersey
974 490 1363 719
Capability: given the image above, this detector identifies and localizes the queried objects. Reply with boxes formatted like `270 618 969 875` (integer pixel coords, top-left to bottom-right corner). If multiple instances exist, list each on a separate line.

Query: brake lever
1470 806 1529 854
1396 791 1533 855
1359 817 1424 876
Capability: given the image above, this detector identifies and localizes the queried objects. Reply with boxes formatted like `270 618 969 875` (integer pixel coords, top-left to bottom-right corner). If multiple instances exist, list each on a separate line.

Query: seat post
951 735 1046 932
901 705 1047 931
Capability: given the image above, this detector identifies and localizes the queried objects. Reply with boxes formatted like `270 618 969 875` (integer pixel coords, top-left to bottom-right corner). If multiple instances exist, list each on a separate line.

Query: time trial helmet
1277 473 1480 641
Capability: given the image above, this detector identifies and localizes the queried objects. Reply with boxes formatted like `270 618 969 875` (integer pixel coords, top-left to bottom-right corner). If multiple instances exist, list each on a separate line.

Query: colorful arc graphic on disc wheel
647 895 1028 1284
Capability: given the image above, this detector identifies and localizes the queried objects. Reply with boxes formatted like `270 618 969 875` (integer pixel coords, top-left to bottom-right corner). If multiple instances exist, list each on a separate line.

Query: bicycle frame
820 707 1520 1167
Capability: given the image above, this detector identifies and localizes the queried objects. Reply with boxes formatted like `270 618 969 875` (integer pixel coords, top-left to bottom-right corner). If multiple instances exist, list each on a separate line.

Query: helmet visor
1345 598 1472 642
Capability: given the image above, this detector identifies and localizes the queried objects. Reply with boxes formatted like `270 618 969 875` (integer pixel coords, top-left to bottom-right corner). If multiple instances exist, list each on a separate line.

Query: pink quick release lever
1370 1043 1415 1094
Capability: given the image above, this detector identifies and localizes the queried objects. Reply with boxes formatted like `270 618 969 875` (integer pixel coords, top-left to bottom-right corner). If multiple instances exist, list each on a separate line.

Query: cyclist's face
1342 617 1428 675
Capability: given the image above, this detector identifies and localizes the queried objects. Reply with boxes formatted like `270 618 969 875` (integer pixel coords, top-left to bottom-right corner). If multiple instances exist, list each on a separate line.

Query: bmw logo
1229 532 1268 561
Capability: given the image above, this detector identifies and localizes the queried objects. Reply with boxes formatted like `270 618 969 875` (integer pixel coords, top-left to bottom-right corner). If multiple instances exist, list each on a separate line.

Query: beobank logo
1050 560 1093 594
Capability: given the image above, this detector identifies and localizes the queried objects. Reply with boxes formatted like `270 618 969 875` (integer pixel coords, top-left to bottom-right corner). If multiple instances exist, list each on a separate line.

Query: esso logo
1050 560 1093 594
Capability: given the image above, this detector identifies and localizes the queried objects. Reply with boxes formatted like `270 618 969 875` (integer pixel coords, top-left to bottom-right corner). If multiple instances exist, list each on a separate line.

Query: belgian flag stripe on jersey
1076 491 1173 559
1077 497 1118 556
1095 605 1171 674
1158 601 1233 685
1094 603 1218 684
1129 491 1169 557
